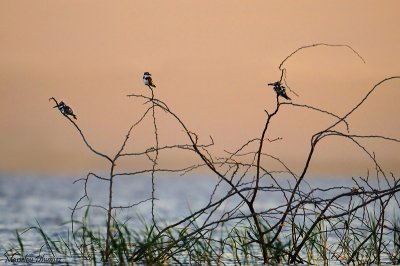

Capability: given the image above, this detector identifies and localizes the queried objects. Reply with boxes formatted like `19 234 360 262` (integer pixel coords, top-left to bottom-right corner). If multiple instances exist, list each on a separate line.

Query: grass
391 215 400 264
8 44 399 265
4 203 400 265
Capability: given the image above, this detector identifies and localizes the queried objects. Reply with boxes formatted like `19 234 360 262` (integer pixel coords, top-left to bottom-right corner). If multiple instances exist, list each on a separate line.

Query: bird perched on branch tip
268 81 291 100
143 72 156 88
54 101 77 119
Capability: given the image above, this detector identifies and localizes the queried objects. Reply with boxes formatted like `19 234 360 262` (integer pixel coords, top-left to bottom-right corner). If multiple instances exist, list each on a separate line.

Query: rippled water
0 174 218 239
0 174 397 265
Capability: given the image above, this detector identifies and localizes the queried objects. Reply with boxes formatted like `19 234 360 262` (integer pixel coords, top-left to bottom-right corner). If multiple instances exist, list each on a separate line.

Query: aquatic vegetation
7 43 400 265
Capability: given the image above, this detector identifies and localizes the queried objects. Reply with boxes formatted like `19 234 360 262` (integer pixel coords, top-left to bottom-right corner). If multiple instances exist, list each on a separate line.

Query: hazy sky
1 1 399 176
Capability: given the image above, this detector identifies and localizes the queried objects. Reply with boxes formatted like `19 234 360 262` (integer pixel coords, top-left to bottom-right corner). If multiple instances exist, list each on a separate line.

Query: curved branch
279 43 366 70
323 76 400 132
49 97 113 163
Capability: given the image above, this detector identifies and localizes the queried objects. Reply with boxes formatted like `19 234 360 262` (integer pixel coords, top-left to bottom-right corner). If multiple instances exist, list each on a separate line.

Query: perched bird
143 72 156 88
54 101 77 119
268 81 291 100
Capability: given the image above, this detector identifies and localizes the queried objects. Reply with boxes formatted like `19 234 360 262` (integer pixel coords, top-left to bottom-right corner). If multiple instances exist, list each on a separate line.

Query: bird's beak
53 105 58 108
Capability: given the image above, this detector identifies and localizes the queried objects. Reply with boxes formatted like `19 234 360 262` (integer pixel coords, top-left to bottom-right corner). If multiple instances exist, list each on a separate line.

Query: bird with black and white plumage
54 101 77 119
268 81 291 100
143 72 156 88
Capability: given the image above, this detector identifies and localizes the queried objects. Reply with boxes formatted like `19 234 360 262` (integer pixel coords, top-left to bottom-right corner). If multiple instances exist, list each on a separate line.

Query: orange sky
1 1 399 176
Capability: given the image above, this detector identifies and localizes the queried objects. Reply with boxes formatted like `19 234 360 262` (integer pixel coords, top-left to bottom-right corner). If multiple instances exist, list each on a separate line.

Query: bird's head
268 81 278 86
144 72 151 76
53 101 63 108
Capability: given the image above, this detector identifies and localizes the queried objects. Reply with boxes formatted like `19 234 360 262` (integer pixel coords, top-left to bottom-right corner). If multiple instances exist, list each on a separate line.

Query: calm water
0 174 221 241
0 174 397 264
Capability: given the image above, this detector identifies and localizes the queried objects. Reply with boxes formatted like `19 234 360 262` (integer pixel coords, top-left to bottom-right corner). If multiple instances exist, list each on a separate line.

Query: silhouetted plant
7 43 399 265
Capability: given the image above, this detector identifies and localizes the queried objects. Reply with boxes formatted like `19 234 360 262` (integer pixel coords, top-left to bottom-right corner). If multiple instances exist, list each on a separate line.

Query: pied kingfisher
143 72 156 88
54 101 77 120
268 81 291 100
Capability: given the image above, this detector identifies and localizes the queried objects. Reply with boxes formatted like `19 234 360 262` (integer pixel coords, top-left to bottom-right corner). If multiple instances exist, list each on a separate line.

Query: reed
5 43 400 265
